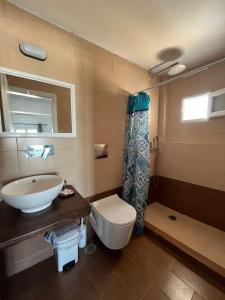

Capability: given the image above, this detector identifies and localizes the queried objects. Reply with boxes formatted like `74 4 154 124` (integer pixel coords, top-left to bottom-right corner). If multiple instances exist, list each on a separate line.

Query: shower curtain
122 92 150 235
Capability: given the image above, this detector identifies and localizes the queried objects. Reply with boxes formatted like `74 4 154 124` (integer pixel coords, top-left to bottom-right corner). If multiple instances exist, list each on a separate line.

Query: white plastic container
54 228 79 272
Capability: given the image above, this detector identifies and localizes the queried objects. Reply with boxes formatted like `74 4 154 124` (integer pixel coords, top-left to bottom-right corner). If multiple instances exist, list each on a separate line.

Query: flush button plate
94 144 108 159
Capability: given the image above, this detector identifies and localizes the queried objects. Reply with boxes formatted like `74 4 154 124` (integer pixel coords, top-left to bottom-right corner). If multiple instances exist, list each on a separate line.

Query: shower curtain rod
133 56 225 95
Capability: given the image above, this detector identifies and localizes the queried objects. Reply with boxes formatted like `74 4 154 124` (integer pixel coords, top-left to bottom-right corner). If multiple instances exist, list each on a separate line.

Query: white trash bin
54 228 79 272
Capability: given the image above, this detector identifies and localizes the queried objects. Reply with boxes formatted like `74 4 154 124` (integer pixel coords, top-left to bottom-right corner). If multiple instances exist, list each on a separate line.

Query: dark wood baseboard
86 177 159 204
148 176 225 232
85 187 122 203
86 177 158 204
145 226 225 287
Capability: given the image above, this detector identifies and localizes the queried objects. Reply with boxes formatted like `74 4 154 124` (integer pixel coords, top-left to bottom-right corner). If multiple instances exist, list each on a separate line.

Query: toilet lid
92 194 136 225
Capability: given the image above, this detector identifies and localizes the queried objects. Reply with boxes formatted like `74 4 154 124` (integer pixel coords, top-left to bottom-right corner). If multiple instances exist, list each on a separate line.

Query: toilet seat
90 194 136 250
91 194 136 226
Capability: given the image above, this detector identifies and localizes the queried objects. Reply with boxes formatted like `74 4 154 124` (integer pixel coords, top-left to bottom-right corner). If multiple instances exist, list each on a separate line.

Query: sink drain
84 243 97 255
168 215 177 221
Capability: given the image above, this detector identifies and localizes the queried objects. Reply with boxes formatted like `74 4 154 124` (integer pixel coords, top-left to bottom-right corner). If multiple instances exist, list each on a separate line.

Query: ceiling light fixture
149 62 186 77
168 63 186 75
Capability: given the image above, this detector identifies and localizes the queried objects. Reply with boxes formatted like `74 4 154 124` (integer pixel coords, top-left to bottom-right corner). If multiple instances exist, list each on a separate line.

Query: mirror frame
0 67 76 138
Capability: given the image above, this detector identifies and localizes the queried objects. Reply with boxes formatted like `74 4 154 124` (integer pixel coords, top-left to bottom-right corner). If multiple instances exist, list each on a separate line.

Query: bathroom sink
1 175 64 213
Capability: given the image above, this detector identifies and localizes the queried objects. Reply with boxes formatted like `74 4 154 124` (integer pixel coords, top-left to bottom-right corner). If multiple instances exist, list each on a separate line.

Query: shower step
145 202 225 278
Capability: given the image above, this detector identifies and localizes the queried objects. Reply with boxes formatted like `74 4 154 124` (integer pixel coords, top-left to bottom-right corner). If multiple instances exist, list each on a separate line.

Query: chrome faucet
24 145 54 159
42 145 54 159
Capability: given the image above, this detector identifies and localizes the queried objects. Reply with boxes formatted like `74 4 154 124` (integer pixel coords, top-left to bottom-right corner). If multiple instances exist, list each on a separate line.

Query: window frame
209 87 225 118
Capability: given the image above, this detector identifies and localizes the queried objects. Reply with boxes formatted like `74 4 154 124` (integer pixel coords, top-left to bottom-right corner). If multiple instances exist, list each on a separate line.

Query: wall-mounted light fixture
19 42 47 61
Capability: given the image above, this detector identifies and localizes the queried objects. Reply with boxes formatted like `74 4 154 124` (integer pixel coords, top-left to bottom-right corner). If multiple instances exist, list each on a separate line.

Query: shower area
125 58 225 279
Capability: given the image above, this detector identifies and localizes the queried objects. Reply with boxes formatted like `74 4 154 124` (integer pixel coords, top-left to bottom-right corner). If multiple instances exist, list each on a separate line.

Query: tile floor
1 233 225 300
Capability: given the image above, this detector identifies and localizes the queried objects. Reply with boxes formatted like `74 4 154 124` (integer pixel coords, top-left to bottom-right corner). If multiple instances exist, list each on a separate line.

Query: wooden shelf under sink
0 190 91 250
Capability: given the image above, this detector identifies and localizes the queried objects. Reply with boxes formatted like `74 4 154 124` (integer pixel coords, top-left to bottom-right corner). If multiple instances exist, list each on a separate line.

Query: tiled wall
0 1 158 197
158 63 225 192
0 1 158 275
151 176 225 231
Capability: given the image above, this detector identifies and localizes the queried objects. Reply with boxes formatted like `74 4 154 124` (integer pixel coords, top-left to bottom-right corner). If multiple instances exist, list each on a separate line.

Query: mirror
0 67 76 137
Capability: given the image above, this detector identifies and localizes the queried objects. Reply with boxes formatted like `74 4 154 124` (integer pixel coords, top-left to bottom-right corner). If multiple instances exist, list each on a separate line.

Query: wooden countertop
0 190 91 249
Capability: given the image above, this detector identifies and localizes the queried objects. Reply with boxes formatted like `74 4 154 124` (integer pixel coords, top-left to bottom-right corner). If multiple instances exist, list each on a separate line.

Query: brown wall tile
150 176 225 231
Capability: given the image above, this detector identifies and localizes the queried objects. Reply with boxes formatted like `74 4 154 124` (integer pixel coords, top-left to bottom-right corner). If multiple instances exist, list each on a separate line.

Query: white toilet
89 194 136 250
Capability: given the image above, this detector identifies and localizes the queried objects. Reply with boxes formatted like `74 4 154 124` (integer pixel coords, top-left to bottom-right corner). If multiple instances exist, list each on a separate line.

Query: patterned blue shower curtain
122 92 150 235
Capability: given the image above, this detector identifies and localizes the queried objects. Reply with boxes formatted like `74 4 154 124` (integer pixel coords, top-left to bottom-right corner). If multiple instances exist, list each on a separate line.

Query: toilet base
89 213 135 250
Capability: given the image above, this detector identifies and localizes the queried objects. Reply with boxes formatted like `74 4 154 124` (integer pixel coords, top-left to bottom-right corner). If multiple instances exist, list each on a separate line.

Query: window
181 93 209 121
209 88 225 118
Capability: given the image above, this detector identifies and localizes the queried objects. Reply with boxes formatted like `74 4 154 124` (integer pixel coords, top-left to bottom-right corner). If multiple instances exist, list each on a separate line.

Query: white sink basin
1 175 64 213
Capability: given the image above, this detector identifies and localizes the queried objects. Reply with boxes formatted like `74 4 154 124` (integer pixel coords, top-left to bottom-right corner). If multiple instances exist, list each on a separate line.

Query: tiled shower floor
1 233 225 299
145 202 225 278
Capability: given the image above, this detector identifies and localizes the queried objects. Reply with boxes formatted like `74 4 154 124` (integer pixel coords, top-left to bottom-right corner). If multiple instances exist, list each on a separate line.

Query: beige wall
158 63 225 192
0 0 158 196
0 1 158 276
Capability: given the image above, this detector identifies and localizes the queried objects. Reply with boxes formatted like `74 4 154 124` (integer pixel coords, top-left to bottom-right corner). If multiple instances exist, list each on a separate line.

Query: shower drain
84 243 97 254
168 215 177 221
